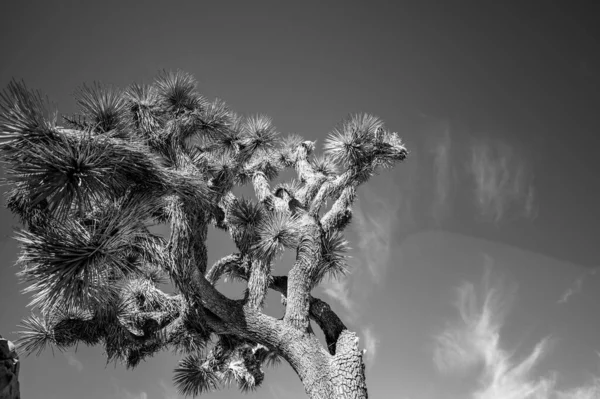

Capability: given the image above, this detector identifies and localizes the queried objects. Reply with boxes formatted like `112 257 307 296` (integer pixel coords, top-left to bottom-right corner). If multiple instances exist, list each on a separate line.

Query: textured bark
282 330 368 399
284 218 322 331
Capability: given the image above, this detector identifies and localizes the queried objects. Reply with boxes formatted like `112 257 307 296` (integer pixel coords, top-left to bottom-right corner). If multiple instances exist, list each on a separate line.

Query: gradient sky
1 1 599 398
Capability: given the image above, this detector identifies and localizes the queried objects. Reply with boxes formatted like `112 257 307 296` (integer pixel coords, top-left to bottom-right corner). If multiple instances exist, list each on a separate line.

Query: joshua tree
0 71 407 398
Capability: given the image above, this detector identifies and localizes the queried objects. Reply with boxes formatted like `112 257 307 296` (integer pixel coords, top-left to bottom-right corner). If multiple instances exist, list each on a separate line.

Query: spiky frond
197 151 237 189
323 114 408 179
62 114 93 130
5 183 50 229
227 198 264 253
0 79 56 151
278 134 304 165
4 130 171 220
167 310 210 355
246 153 282 181
221 345 265 393
371 129 408 168
6 132 112 219
124 83 159 107
123 83 162 138
312 231 350 287
15 313 56 356
174 354 220 396
238 115 279 160
251 212 301 260
74 82 127 133
253 344 283 368
311 154 339 177
15 307 98 356
51 307 99 347
138 262 169 285
124 337 166 369
323 113 383 167
154 70 205 113
16 200 155 312
120 277 177 313
273 179 303 200
194 99 236 142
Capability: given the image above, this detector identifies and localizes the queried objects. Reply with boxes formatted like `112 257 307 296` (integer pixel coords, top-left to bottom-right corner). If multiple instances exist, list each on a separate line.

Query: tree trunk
280 329 368 399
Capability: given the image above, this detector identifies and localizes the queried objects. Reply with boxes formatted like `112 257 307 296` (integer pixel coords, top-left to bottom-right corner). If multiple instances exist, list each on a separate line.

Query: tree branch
283 216 321 331
205 258 347 355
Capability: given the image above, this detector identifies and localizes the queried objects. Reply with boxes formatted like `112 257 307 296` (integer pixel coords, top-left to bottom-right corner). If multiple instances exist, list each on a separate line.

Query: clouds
322 178 404 316
557 269 597 304
469 138 537 223
433 257 555 398
430 119 456 225
351 186 399 284
433 257 600 399
64 351 83 372
555 379 600 399
418 116 538 225
557 277 583 304
361 326 380 367
322 278 356 317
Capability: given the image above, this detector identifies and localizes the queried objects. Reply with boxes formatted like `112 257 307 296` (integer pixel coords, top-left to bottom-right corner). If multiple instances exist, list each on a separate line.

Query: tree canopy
0 70 407 398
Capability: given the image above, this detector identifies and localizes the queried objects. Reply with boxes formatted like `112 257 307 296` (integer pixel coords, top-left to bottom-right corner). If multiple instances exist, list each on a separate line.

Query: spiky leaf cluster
312 231 350 287
15 197 162 312
173 338 278 396
323 113 408 174
251 211 302 261
74 82 127 133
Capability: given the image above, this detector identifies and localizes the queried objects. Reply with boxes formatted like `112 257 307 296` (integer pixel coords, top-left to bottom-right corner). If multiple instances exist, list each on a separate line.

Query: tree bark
280 329 368 399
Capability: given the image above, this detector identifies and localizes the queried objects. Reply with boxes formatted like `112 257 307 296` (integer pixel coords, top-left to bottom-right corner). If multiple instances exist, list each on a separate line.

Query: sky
0 1 599 398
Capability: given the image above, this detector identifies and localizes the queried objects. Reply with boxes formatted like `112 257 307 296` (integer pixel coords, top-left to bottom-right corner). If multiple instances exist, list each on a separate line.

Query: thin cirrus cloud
433 255 600 399
361 326 380 367
555 379 600 399
63 351 83 372
429 119 456 225
468 138 537 223
557 269 597 305
421 116 536 225
433 255 555 398
557 277 584 304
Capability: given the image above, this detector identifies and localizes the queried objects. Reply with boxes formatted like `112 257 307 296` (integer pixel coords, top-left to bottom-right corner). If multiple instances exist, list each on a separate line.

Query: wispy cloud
433 256 555 398
555 379 600 399
322 179 403 315
557 277 584 304
557 269 597 304
361 326 380 366
469 139 537 223
351 188 398 284
430 120 455 224
64 351 83 372
322 278 356 317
